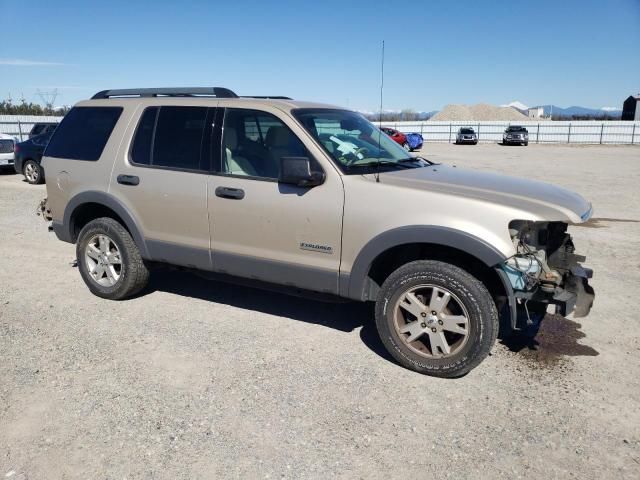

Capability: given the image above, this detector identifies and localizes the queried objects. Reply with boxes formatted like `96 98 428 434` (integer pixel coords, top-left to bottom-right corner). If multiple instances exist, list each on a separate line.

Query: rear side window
45 107 122 161
130 106 209 171
130 107 158 165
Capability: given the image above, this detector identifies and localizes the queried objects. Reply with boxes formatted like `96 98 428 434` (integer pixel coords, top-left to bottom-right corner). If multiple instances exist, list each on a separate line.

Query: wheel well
367 243 507 306
70 203 128 242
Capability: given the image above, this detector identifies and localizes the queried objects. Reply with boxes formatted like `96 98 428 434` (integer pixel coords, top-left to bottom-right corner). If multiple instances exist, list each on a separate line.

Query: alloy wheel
84 234 122 287
24 163 39 183
393 284 470 358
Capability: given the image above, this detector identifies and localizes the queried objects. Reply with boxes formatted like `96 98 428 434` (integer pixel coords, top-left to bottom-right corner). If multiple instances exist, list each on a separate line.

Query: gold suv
42 87 595 377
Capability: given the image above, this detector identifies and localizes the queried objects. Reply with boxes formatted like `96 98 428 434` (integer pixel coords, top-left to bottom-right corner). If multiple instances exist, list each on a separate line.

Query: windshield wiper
347 160 415 170
401 156 438 166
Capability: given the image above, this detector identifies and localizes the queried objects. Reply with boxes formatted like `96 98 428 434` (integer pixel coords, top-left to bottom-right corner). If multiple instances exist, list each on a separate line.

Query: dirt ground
1 143 639 479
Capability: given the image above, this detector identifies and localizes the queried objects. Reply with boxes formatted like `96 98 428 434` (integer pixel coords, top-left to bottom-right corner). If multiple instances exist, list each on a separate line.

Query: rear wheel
375 260 498 378
23 160 43 184
76 217 149 300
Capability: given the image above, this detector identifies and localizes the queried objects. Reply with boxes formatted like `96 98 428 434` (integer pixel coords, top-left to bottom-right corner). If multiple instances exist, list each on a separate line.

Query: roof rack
91 87 238 99
242 96 293 100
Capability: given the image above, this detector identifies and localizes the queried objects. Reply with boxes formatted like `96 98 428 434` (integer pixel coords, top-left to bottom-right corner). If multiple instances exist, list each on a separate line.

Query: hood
381 164 592 223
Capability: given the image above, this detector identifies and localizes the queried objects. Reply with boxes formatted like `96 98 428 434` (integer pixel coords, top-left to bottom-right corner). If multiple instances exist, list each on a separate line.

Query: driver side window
221 109 309 180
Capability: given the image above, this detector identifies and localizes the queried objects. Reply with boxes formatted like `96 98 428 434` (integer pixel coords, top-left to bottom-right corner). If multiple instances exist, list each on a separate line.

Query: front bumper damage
498 221 595 329
513 265 594 318
498 263 595 331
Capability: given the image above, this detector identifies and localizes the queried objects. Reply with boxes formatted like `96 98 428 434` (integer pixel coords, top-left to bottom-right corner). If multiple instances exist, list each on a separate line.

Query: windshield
460 128 474 134
507 126 527 132
293 109 424 173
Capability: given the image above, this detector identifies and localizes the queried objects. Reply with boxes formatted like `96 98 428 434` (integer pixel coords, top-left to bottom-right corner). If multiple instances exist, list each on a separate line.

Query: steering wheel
343 147 370 166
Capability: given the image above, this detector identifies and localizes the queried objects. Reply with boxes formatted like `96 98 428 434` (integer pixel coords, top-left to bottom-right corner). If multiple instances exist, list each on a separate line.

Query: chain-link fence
377 120 640 144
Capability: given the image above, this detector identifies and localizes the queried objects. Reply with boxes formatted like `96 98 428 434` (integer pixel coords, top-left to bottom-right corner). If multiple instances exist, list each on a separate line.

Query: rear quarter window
45 106 122 161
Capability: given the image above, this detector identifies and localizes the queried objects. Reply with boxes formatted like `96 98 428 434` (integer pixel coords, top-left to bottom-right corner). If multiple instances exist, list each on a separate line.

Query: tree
0 97 68 116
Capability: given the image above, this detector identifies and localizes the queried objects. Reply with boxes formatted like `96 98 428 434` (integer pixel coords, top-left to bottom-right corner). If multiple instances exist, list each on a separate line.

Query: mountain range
502 101 622 118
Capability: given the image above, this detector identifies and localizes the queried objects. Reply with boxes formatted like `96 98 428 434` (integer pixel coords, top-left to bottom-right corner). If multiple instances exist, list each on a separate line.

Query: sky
1 0 639 112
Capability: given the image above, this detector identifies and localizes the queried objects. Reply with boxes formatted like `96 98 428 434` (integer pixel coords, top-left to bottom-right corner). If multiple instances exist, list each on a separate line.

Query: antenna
375 40 385 183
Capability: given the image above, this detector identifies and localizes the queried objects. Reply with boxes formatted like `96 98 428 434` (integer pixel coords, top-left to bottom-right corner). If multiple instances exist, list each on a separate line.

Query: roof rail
91 87 238 99
242 96 293 100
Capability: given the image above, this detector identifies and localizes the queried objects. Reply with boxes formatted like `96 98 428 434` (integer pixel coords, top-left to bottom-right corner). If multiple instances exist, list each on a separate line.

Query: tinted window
129 106 209 171
153 106 207 170
221 109 309 179
45 107 122 161
130 107 158 165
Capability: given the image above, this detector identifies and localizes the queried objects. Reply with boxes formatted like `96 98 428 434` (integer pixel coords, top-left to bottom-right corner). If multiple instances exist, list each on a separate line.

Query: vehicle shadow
144 268 397 364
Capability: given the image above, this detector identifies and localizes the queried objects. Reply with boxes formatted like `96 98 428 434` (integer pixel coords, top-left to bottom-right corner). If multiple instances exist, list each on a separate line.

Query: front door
207 107 344 294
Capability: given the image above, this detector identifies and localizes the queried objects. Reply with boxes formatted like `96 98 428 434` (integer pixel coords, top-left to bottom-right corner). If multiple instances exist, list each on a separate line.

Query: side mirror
279 157 325 187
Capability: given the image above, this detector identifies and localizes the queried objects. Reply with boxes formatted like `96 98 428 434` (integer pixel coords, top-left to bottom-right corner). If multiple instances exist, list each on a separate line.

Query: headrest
265 126 290 147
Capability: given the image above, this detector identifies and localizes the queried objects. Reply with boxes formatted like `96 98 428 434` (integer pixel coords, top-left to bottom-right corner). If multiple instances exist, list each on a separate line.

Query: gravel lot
1 144 639 479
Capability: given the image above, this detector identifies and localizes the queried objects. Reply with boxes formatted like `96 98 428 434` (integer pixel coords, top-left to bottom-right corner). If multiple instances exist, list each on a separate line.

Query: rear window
45 107 122 161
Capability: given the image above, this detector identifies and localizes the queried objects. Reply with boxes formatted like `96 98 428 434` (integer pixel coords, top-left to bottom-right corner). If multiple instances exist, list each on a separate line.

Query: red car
380 127 409 150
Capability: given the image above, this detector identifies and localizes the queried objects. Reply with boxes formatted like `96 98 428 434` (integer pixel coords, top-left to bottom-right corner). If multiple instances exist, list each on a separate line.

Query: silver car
455 127 478 145
503 126 529 146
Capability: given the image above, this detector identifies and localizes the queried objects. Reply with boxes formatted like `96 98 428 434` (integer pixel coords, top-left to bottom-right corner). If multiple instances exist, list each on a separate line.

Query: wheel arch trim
341 225 507 301
58 191 150 258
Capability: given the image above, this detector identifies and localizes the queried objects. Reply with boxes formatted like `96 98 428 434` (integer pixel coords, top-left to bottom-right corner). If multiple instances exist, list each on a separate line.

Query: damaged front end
499 220 595 328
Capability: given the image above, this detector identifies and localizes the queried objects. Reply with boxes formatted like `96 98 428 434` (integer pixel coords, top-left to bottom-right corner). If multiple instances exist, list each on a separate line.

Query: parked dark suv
29 122 58 139
14 132 53 184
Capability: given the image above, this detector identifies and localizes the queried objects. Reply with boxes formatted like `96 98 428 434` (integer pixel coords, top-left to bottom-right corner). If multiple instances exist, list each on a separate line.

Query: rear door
110 104 215 269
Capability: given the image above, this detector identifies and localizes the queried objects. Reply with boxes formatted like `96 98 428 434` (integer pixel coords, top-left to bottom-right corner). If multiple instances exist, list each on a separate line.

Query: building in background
621 95 640 121
528 106 545 119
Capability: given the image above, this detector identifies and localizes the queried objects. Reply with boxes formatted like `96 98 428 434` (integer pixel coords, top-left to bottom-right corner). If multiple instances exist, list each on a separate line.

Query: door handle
215 186 245 200
117 174 140 186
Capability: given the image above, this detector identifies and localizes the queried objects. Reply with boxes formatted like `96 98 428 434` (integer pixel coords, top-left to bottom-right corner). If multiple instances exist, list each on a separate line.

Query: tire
375 260 498 378
76 217 149 300
23 159 44 185
524 142 529 146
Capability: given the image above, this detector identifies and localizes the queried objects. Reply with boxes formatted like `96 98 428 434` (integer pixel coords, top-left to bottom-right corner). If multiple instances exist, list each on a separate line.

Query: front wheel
76 217 149 300
375 260 498 378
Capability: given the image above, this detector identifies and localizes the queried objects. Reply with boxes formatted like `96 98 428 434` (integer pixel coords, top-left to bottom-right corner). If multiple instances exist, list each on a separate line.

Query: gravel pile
430 103 529 121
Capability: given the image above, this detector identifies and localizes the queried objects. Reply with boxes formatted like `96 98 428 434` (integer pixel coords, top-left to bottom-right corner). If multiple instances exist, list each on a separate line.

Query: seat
264 126 294 178
224 127 257 176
